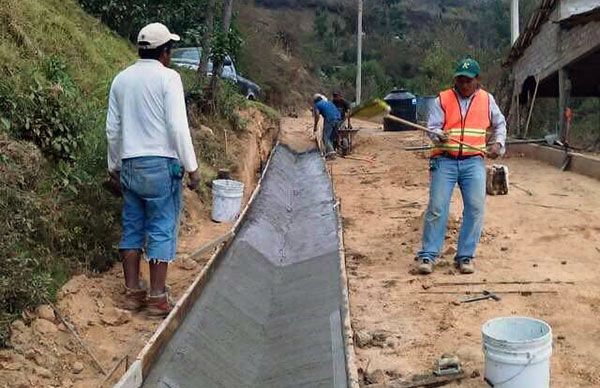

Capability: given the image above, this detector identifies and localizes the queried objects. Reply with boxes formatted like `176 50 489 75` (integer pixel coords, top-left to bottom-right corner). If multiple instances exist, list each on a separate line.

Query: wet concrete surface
143 145 348 387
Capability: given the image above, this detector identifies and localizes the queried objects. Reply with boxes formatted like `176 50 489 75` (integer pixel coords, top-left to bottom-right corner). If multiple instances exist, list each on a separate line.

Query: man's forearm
106 88 122 172
427 98 446 142
489 95 507 148
106 140 121 172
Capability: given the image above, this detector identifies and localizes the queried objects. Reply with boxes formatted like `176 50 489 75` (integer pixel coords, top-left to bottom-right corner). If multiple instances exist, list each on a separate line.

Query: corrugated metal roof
504 0 558 67
560 6 600 27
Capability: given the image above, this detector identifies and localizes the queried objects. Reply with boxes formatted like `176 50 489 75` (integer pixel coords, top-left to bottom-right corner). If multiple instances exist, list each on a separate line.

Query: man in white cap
106 23 200 316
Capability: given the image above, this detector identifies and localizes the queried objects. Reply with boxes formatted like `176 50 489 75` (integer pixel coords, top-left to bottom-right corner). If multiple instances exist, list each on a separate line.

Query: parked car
236 74 261 100
171 47 262 100
171 47 237 82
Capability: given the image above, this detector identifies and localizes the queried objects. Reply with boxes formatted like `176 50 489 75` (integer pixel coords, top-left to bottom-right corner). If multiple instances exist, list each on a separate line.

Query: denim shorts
119 156 183 262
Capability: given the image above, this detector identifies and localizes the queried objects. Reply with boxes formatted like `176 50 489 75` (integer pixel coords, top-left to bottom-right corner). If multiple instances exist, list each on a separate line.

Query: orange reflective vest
431 89 490 158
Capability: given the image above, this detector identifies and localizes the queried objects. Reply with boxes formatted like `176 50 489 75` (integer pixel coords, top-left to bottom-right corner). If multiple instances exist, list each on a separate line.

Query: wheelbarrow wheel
340 137 350 156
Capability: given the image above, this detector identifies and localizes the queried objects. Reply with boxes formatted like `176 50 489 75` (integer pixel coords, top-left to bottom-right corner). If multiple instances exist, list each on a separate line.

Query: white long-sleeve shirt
106 59 198 172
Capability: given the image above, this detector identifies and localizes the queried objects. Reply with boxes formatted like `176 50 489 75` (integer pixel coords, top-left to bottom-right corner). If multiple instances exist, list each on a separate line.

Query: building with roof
505 0 600 139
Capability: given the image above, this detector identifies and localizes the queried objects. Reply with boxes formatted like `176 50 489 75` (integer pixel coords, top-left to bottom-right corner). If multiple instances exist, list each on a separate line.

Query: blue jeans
323 120 340 154
119 156 183 262
418 156 486 263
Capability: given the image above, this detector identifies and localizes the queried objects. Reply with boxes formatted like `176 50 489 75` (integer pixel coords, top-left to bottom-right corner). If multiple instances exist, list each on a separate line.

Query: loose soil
2 112 599 388
324 118 600 387
0 108 277 388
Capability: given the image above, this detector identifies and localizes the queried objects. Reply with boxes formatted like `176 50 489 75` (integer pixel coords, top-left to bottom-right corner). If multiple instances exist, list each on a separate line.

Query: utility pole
510 0 519 45
356 0 363 105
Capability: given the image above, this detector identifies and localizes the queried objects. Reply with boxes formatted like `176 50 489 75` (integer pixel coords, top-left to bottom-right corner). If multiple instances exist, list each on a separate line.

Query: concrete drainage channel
116 144 358 388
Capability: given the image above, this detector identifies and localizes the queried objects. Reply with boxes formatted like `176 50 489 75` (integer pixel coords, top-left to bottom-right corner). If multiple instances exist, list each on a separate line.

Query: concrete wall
508 143 600 181
512 7 600 89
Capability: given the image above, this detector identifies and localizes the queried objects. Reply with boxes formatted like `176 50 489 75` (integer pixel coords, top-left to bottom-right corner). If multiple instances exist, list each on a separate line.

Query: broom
350 99 489 155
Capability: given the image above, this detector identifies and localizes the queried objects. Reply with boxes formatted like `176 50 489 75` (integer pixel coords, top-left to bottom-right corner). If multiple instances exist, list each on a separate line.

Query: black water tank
383 88 417 131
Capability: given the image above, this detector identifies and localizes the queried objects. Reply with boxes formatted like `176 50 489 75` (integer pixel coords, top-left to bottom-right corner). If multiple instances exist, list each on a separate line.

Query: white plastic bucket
211 179 244 223
482 316 552 388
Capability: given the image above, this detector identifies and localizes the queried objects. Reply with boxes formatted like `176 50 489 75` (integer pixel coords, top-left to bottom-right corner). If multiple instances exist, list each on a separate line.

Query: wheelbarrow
336 126 359 156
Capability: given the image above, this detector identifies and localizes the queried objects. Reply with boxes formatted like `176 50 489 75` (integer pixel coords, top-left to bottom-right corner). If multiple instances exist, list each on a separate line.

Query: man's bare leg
121 249 141 289
149 261 168 296
147 261 172 316
121 249 146 310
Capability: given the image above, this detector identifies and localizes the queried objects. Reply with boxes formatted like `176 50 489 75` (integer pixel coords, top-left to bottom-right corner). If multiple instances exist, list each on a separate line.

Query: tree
208 0 234 110
199 0 216 82
78 0 209 45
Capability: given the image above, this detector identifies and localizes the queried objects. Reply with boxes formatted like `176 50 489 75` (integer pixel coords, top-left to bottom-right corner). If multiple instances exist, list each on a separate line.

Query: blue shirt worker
416 57 506 275
106 23 201 316
313 94 342 158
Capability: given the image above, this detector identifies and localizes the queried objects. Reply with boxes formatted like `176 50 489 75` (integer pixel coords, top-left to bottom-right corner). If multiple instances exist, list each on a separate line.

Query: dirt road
323 118 600 387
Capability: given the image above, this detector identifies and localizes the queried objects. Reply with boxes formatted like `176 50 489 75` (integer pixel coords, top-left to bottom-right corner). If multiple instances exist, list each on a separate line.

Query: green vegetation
0 0 266 346
0 0 135 345
236 0 513 109
302 0 513 98
240 0 597 148
78 0 210 44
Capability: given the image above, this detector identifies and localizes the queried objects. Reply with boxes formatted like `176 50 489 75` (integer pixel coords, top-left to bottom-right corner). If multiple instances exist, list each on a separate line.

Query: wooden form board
329 161 361 388
336 202 361 388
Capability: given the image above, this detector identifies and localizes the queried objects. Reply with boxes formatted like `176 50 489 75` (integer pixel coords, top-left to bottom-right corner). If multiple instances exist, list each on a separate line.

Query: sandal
123 280 148 311
146 288 175 317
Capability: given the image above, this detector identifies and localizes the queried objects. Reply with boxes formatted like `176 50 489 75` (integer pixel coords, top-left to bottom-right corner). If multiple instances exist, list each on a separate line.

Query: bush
0 254 53 345
180 67 249 131
0 58 93 161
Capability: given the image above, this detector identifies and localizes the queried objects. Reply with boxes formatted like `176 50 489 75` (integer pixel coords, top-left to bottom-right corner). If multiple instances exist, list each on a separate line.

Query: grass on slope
0 0 134 96
0 0 136 346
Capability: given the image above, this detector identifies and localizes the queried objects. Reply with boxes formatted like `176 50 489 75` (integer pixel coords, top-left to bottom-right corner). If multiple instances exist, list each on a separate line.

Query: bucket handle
484 351 534 387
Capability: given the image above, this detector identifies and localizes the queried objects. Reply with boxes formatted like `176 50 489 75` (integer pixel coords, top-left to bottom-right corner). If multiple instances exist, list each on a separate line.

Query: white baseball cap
313 93 328 102
137 23 180 49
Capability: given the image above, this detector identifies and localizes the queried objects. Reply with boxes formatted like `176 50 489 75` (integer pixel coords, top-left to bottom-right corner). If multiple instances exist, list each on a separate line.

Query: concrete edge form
115 142 359 387
333 185 361 388
113 360 142 388
508 143 600 180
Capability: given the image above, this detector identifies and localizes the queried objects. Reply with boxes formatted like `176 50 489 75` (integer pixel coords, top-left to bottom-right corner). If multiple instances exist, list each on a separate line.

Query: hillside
237 0 512 108
0 0 136 344
0 0 286 347
237 0 546 110
0 0 134 94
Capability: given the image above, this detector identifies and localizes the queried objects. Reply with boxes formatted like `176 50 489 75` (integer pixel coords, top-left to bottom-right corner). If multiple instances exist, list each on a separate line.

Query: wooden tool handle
384 114 489 155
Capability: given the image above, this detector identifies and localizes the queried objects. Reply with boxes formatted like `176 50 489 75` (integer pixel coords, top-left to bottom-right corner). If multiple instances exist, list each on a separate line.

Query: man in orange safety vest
416 57 506 275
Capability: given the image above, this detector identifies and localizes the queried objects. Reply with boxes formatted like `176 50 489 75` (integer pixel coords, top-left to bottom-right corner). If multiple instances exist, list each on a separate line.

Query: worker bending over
313 94 342 159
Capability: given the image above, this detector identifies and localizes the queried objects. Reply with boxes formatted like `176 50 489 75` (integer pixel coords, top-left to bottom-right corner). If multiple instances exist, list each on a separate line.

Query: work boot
146 289 174 317
458 259 475 274
417 258 434 275
123 280 148 311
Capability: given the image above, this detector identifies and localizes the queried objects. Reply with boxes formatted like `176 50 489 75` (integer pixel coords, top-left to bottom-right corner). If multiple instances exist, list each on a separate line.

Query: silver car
171 47 238 82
